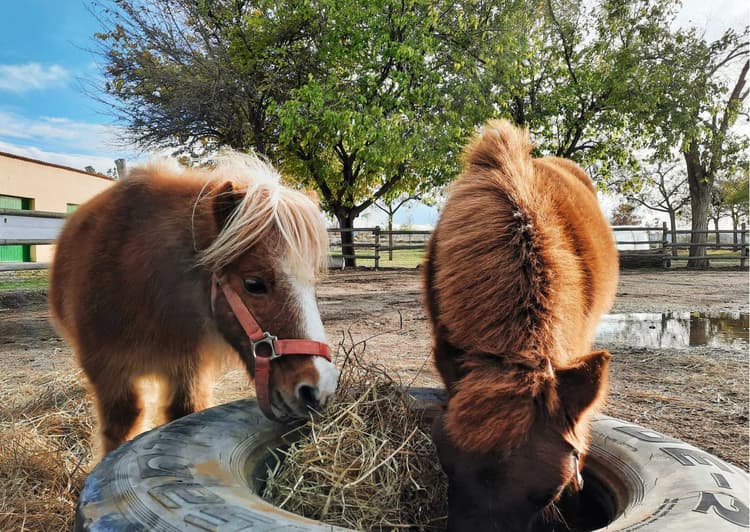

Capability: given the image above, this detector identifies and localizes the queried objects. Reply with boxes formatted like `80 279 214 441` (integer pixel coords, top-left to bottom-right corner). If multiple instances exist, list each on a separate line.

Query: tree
616 158 690 245
717 171 750 249
94 0 322 156
94 0 745 270
275 0 480 266
646 27 749 268
610 202 642 226
95 0 484 266
461 0 680 180
707 185 725 249
373 194 419 261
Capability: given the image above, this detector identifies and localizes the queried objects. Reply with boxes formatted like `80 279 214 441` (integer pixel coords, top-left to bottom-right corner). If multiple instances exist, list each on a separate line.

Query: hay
0 371 93 531
263 334 448 530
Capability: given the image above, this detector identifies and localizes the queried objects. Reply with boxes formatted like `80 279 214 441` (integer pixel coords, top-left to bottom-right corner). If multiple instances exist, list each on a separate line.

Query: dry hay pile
0 371 93 531
263 344 448 530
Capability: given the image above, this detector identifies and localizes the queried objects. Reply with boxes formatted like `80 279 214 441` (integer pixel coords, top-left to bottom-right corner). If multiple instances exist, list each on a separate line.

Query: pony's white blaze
313 356 339 403
293 277 327 343
286 262 339 403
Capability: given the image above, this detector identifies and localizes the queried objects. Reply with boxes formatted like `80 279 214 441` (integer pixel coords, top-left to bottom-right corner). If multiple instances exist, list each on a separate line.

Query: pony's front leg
92 380 143 457
164 365 212 422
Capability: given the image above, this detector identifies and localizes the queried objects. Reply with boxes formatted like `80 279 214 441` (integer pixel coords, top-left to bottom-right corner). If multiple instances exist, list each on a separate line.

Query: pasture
0 268 747 530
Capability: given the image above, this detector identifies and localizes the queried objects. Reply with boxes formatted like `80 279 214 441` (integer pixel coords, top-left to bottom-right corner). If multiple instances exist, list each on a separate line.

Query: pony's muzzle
293 358 339 413
295 383 320 410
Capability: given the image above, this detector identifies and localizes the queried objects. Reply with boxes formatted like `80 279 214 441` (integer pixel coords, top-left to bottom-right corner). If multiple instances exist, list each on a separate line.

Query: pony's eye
243 277 268 295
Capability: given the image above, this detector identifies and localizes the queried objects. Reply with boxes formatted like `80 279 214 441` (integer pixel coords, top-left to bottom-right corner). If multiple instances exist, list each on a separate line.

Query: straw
262 331 448 530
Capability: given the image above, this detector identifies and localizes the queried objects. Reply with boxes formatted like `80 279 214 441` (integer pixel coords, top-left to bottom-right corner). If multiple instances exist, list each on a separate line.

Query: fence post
661 222 670 269
374 226 381 270
388 220 393 261
741 223 747 269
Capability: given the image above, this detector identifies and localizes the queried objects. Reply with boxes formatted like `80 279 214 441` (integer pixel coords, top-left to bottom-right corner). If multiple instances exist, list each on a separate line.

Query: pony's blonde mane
196 153 328 280
128 152 327 280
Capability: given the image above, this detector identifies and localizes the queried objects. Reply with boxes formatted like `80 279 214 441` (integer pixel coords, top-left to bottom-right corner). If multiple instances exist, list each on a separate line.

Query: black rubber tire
76 389 749 531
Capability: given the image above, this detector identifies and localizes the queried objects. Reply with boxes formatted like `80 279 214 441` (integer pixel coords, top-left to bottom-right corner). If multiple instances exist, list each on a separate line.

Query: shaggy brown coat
49 157 334 457
424 120 619 530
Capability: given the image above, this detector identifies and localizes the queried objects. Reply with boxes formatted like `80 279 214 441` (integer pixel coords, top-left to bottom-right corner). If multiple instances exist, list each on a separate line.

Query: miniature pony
50 155 338 457
424 120 618 531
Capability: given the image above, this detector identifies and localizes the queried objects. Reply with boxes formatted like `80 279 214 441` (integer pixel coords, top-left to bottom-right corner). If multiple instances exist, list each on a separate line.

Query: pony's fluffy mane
136 153 328 280
431 120 555 361
200 153 328 279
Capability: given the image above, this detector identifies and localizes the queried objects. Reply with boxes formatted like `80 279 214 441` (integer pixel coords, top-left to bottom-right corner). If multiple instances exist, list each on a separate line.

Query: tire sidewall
76 394 749 531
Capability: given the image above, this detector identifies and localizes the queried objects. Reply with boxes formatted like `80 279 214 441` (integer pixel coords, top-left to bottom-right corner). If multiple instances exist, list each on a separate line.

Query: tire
585 416 749 531
76 389 748 531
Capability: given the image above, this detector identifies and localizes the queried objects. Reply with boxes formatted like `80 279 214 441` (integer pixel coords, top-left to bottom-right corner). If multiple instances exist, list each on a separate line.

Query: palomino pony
424 120 618 531
50 155 339 457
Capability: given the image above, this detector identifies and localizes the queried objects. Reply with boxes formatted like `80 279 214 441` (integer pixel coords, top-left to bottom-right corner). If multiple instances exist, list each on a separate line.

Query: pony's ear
556 350 611 425
212 181 244 231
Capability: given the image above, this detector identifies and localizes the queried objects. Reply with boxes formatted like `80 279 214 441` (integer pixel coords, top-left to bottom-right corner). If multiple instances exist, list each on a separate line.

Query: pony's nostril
296 384 319 408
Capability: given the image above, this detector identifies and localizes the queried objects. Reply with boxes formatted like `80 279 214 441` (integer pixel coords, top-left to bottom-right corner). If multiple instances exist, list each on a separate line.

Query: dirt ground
0 268 747 469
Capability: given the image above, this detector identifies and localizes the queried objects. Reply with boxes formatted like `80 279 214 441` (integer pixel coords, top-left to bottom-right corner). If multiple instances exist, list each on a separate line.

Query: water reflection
595 312 749 349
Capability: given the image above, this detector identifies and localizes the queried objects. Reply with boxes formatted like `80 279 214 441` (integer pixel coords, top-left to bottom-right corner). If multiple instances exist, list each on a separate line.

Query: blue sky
0 0 746 226
0 1 128 172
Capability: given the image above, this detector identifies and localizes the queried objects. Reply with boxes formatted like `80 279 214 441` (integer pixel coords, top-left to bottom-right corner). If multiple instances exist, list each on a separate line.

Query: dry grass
0 372 94 531
605 348 749 470
263 332 448 531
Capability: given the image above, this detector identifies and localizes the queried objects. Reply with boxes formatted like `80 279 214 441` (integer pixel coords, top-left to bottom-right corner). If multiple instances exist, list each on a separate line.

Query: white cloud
0 111 148 174
0 110 134 155
675 0 749 40
0 140 123 173
0 63 70 92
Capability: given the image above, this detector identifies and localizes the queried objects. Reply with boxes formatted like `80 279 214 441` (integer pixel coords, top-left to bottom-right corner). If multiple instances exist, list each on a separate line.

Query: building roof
0 151 116 181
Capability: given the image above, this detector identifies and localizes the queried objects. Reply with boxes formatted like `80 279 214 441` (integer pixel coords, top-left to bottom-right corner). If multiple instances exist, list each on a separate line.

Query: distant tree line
92 0 748 267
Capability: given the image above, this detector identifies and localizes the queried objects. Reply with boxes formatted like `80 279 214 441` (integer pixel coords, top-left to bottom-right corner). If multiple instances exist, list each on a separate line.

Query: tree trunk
713 218 721 249
684 145 711 269
336 211 357 268
388 215 393 261
668 210 678 253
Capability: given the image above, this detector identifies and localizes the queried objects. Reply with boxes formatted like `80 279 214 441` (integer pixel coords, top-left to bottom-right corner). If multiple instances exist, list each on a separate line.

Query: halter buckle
251 332 280 360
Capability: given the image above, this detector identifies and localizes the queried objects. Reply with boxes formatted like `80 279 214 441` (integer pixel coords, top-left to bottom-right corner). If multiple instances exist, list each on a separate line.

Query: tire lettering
148 482 223 509
712 473 731 489
660 447 733 473
142 433 210 451
613 425 677 443
693 492 749 528
138 454 193 479
184 506 275 531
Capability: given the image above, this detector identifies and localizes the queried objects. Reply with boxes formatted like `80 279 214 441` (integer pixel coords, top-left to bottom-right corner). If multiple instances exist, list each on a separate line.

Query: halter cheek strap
211 274 331 421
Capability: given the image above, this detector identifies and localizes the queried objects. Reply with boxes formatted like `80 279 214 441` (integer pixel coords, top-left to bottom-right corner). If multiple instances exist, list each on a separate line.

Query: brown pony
49 155 339 458
424 120 618 531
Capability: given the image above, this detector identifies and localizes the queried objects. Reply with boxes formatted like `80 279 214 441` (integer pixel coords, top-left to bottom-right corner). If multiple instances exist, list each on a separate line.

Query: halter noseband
211 273 331 421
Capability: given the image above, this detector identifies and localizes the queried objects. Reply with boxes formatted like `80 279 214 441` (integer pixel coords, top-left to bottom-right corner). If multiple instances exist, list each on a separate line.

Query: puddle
595 311 749 349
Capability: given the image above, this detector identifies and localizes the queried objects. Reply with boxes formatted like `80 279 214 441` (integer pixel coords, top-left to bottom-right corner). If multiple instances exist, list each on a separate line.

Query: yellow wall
0 154 115 262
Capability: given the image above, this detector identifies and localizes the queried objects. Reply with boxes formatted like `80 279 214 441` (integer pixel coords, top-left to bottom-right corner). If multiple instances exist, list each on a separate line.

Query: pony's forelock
195 152 328 279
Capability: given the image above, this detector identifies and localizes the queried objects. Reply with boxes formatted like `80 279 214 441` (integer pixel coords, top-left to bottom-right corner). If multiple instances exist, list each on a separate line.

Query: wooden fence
327 224 749 270
327 227 431 269
1 209 747 271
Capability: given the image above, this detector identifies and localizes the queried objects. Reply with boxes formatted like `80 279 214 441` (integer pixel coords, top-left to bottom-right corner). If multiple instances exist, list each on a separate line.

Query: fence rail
327 224 749 269
1 210 747 271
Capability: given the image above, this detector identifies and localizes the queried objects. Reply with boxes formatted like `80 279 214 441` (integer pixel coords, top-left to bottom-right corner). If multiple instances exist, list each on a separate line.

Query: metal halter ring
250 332 280 360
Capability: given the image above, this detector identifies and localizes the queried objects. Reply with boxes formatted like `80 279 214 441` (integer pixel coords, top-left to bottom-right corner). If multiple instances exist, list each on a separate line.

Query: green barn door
0 195 32 262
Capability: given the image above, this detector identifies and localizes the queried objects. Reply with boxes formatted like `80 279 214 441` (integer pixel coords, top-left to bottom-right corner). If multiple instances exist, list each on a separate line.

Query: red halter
211 273 331 421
